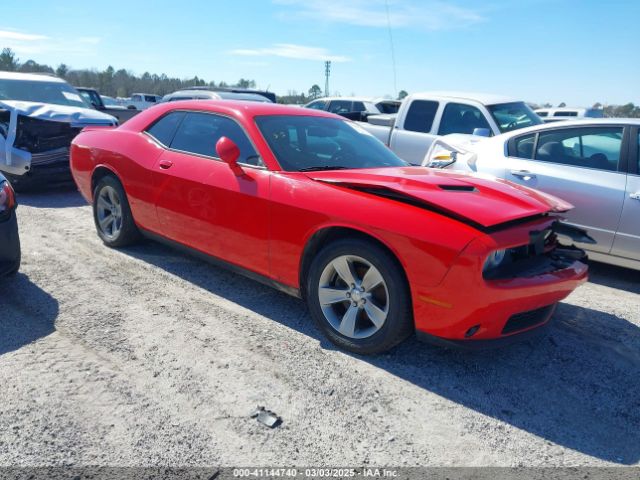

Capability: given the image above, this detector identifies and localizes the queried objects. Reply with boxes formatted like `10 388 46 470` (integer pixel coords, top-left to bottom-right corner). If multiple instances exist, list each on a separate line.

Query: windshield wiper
298 166 351 172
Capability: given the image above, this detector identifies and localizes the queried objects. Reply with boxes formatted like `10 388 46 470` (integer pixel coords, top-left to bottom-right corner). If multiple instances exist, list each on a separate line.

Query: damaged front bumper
412 216 590 346
0 101 116 189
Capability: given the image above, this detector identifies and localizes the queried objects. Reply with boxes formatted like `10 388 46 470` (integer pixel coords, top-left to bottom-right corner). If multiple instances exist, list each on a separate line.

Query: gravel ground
1 188 639 467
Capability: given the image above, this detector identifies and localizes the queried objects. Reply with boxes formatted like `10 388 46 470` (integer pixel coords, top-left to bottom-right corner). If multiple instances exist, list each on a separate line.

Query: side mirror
472 128 491 137
216 136 244 176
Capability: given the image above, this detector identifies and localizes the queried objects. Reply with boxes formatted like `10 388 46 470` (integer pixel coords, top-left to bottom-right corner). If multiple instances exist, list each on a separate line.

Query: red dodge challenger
70 101 590 354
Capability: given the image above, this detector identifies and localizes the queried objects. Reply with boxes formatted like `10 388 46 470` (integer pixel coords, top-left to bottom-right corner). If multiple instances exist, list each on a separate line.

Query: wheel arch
298 225 411 301
91 165 123 200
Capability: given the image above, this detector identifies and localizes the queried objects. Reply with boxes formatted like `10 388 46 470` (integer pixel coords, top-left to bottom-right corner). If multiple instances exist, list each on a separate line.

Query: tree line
1 47 638 114
0 48 256 98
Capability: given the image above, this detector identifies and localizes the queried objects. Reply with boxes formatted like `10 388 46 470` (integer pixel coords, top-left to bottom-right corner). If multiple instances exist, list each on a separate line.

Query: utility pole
324 61 331 97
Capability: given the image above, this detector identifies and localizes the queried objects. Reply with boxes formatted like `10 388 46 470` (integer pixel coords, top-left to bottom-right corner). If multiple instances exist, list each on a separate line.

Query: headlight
483 249 507 272
426 151 457 168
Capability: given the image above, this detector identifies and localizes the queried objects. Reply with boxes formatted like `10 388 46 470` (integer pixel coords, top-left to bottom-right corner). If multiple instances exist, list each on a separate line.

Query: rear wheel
93 175 140 247
306 238 413 354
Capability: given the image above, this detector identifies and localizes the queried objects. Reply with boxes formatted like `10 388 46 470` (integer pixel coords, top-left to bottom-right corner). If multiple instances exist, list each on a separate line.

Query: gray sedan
424 119 640 270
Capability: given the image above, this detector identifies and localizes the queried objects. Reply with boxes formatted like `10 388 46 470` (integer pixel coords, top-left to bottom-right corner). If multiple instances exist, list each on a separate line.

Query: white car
125 93 162 110
534 107 604 123
423 119 640 270
0 72 117 190
161 89 271 103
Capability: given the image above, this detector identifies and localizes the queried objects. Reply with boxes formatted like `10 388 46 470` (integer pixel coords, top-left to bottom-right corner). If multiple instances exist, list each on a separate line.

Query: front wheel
306 238 413 354
93 175 140 247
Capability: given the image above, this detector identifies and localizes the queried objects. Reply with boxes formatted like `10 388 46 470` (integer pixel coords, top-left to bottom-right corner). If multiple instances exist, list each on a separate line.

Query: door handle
630 192 640 201
159 159 173 170
510 169 536 180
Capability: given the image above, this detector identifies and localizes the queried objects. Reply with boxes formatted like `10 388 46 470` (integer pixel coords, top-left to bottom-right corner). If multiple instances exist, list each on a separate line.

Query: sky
1 0 638 106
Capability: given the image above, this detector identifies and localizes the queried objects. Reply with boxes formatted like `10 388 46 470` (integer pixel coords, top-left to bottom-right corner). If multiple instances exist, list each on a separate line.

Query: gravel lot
1 188 639 467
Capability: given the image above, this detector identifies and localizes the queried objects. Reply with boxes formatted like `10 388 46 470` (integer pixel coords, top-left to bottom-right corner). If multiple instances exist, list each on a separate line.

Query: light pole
324 61 331 97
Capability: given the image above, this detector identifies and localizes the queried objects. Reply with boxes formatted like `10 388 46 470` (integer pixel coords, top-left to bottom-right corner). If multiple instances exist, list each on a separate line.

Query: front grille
502 304 555 335
30 146 70 166
14 115 83 153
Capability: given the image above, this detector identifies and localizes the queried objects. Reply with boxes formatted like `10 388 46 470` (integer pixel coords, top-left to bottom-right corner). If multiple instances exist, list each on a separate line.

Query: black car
0 173 20 276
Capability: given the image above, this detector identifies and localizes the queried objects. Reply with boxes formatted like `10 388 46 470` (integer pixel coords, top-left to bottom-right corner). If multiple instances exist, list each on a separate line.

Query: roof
0 71 65 83
495 117 640 139
410 91 518 105
121 99 340 132
308 96 379 104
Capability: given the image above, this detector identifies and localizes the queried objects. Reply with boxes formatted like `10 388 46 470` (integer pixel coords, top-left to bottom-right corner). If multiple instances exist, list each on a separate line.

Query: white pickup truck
359 91 543 165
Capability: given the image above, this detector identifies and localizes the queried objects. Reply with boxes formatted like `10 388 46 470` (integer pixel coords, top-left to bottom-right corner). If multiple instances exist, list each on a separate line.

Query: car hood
305 167 572 229
0 100 117 126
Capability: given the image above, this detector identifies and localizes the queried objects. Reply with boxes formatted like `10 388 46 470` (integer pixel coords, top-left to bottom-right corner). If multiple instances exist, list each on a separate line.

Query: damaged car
0 72 117 191
0 172 20 276
70 101 589 354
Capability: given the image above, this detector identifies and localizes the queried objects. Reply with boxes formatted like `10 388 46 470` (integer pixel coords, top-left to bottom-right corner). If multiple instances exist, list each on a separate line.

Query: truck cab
361 92 542 165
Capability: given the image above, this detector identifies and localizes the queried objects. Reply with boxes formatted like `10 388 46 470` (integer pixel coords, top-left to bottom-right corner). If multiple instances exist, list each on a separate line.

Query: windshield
0 79 90 108
488 102 542 133
255 115 408 171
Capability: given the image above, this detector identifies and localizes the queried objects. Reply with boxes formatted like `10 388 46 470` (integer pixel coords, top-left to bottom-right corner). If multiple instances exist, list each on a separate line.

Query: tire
306 238 413 354
92 175 140 247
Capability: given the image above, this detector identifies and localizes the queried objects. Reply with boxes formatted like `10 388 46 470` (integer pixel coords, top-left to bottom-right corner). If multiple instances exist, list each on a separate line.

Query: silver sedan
424 118 640 270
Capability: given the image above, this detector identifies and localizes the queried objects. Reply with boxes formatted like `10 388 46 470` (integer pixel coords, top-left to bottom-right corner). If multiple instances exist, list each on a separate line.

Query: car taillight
0 181 16 219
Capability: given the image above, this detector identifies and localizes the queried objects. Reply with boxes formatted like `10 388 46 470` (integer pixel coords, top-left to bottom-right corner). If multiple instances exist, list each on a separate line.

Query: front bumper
411 217 588 345
0 209 21 276
2 161 74 191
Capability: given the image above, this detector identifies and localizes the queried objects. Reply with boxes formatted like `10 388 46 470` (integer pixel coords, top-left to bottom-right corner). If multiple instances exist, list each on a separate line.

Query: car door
611 126 640 261
390 99 439 165
152 111 271 276
504 125 628 253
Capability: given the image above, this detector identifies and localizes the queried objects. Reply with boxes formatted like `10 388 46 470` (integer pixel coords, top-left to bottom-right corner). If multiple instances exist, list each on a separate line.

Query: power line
324 61 331 97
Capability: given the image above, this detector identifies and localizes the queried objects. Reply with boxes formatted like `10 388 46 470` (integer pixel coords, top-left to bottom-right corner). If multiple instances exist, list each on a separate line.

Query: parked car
359 91 543 165
374 98 401 114
304 96 383 121
76 87 140 123
162 89 271 103
125 93 162 110
423 118 640 270
178 86 277 103
0 72 118 191
534 107 604 123
70 100 588 353
0 173 20 276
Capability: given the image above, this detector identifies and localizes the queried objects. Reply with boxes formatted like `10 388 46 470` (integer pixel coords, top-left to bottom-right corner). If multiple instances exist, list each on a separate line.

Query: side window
170 112 261 166
404 100 439 133
307 101 326 110
510 133 535 159
537 111 548 117
145 111 186 146
553 111 578 117
145 95 157 103
534 127 623 171
328 100 352 114
132 95 141 102
438 103 491 135
352 101 366 113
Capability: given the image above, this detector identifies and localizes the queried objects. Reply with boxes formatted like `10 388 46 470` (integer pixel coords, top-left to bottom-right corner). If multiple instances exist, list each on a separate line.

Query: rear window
404 100 438 133
145 111 186 146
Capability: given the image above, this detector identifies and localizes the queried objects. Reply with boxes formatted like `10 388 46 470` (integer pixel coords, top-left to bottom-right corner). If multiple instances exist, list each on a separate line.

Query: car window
511 133 536 159
537 111 548 117
170 112 261 166
255 115 407 172
306 101 326 110
554 111 578 117
132 95 141 102
488 102 542 133
352 102 366 113
145 95 157 103
404 100 438 133
145 111 186 146
637 131 640 174
534 127 623 171
328 100 353 114
438 102 491 135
